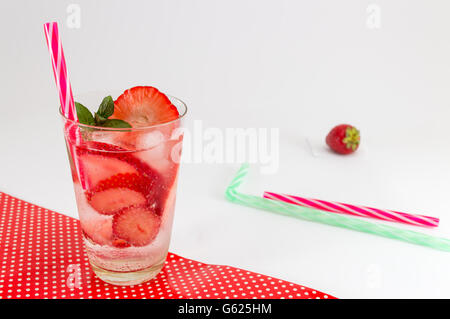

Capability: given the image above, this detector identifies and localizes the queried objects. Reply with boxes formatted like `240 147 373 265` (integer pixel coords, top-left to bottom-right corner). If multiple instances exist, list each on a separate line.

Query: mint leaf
97 96 114 118
100 119 132 128
76 95 131 129
75 102 95 125
94 112 107 125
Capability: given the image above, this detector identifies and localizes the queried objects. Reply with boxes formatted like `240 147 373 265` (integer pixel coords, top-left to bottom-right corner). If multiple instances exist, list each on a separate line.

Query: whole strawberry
326 124 360 154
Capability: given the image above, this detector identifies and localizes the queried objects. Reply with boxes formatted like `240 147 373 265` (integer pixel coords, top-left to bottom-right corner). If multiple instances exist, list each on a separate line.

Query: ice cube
136 130 165 150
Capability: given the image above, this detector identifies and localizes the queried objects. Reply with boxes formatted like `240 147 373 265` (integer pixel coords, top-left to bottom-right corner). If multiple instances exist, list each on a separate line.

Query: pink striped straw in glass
43 22 76 121
43 22 87 189
263 191 439 228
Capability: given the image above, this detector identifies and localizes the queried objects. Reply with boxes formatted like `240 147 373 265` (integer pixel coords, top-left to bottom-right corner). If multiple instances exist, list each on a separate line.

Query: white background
1 0 450 298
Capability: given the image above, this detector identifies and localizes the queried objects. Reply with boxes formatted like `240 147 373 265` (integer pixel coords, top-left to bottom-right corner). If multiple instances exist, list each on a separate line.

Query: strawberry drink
61 86 186 285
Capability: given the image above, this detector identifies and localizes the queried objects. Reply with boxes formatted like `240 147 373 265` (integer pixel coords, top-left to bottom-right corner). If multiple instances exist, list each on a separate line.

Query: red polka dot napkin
0 192 335 299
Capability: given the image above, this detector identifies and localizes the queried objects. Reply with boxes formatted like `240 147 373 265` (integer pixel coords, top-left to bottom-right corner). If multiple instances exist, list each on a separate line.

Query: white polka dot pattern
0 192 335 299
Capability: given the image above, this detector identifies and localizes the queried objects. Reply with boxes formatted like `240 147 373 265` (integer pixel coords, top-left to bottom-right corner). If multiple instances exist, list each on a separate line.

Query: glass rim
59 94 188 132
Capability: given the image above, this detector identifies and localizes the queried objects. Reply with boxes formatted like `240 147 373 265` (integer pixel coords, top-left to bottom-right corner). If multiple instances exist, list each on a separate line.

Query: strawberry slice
112 206 161 246
81 217 113 246
78 141 168 216
78 153 138 189
88 188 146 215
112 238 130 248
87 173 158 215
76 141 160 188
80 141 163 178
112 86 179 127
76 141 138 190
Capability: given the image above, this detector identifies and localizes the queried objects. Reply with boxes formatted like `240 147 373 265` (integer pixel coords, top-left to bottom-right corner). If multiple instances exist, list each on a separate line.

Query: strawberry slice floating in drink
78 153 138 189
87 171 164 215
112 206 161 247
87 173 148 215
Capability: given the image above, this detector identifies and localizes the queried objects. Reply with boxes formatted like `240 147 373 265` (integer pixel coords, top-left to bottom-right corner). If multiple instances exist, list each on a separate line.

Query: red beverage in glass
61 89 186 285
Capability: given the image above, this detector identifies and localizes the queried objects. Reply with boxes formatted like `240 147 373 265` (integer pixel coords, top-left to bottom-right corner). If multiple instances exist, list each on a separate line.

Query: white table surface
1 0 450 298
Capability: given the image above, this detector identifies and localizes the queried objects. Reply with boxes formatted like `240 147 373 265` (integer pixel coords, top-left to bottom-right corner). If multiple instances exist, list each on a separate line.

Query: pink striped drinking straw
263 191 439 228
43 22 76 121
43 22 88 189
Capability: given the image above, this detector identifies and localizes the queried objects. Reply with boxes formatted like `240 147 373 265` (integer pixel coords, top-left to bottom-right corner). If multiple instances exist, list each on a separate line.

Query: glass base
91 259 166 286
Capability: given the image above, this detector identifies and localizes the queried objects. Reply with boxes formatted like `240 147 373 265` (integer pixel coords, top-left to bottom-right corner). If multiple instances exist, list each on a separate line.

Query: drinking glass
60 93 186 285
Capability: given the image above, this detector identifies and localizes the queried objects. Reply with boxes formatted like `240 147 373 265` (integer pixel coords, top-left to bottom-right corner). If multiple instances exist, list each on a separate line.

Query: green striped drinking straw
225 164 450 252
